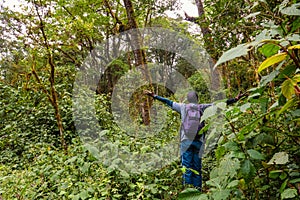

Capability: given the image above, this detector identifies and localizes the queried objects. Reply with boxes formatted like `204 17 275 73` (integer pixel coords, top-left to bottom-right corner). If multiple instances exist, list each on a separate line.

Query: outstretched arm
153 95 173 107
226 92 248 105
144 90 173 107
226 98 238 105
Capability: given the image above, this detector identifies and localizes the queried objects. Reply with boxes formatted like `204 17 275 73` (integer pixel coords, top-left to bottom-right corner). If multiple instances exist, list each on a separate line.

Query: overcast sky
1 0 199 17
166 0 199 18
1 0 25 12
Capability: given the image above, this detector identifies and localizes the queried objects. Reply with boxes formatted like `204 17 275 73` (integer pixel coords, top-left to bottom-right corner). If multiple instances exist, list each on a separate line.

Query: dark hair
187 91 198 103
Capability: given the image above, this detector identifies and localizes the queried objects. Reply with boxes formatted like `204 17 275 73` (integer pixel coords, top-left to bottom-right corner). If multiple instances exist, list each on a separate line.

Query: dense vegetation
0 0 299 199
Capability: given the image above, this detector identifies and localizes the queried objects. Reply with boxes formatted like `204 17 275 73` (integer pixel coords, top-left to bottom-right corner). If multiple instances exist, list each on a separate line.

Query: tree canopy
0 0 299 199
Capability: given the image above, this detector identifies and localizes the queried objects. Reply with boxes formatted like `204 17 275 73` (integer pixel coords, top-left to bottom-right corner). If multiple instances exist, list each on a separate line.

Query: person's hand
235 91 248 100
144 90 155 97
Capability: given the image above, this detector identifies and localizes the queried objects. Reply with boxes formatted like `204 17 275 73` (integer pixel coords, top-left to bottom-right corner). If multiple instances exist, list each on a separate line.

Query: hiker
145 90 244 191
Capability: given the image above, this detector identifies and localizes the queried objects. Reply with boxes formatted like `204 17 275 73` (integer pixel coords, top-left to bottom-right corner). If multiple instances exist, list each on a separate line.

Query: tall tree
185 0 265 94
0 0 111 148
184 0 223 99
122 0 152 125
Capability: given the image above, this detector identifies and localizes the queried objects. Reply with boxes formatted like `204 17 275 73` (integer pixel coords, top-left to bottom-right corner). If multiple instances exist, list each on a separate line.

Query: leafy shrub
0 138 184 199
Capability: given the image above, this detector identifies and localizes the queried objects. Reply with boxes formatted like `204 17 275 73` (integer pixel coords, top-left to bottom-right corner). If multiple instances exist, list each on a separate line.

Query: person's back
144 90 244 191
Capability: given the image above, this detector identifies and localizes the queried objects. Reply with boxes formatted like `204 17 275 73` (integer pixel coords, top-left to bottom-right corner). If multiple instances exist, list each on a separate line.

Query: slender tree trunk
48 54 67 151
185 0 223 99
35 2 67 150
123 0 152 125
195 0 210 36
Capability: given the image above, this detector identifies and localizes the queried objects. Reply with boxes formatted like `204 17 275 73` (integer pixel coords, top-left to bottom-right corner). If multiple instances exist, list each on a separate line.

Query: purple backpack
182 104 204 140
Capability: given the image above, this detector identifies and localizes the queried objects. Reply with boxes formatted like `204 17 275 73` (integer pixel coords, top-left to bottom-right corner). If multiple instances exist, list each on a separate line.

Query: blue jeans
180 140 202 188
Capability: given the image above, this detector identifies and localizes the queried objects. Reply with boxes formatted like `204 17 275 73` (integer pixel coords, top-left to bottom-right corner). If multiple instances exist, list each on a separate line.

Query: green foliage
202 1 300 199
1 0 300 199
0 139 183 199
0 79 75 164
178 188 206 200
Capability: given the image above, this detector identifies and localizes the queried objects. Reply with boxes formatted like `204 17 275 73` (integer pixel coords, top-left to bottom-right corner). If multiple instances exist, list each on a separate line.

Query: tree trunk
195 0 210 36
123 0 152 125
35 3 67 150
185 0 223 99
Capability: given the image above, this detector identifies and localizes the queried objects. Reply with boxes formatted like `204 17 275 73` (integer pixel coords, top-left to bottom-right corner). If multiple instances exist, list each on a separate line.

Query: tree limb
34 0 67 151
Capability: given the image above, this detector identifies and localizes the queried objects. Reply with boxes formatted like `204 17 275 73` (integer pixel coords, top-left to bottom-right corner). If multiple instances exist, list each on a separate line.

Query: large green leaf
79 190 90 200
219 155 240 178
211 190 231 200
214 44 252 68
280 3 300 16
288 44 300 50
240 103 251 112
292 17 300 32
291 109 300 117
269 170 283 179
240 160 256 180
178 188 207 200
206 178 222 188
281 188 297 199
258 52 288 73
267 152 289 165
278 65 297 79
293 74 300 82
226 180 239 189
282 75 300 99
260 69 280 86
286 34 300 41
259 43 281 57
201 105 218 122
282 79 295 99
290 178 300 184
223 141 240 151
214 31 282 69
280 179 288 193
247 149 265 160
277 97 298 117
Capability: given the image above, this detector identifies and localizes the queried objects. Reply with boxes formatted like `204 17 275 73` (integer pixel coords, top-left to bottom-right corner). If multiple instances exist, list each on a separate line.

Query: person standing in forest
145 90 243 191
